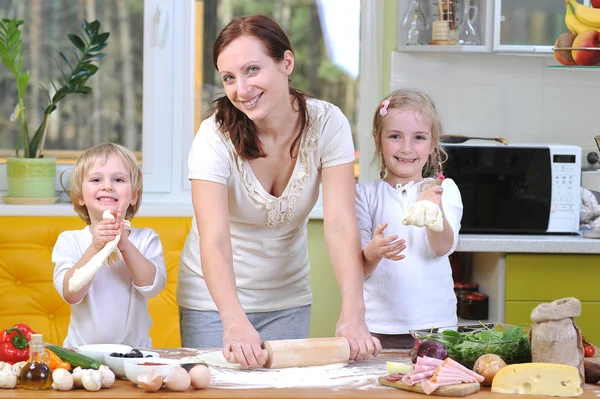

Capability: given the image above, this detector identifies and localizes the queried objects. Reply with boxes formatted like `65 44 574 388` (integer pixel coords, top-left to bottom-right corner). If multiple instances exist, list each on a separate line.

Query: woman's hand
222 318 266 369
91 217 120 251
336 314 382 361
366 223 406 261
417 185 443 206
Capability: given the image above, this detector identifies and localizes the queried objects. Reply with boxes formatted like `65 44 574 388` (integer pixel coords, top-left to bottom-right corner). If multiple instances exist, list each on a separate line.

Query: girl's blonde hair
372 89 447 185
70 143 143 225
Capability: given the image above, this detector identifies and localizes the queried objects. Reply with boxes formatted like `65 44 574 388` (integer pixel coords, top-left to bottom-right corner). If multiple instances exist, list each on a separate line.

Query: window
0 0 144 162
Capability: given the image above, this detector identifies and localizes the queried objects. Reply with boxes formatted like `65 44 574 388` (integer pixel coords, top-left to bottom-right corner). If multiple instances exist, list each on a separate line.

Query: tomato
585 345 595 357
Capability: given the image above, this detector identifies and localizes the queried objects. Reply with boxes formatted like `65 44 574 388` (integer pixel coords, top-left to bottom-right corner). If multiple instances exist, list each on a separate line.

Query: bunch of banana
565 0 600 34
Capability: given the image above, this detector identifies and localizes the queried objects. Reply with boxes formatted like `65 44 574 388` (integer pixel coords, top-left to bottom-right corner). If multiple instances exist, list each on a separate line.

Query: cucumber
45 345 100 370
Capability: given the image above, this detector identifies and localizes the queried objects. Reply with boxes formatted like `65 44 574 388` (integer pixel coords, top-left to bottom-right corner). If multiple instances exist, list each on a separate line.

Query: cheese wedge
491 363 582 397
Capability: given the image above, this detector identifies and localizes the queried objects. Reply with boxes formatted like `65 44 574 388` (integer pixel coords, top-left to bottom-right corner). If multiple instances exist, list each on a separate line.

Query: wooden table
1 349 598 399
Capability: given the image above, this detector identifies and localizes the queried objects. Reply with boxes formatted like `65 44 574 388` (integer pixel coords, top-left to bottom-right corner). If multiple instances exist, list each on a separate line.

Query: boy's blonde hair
372 89 447 182
70 143 142 225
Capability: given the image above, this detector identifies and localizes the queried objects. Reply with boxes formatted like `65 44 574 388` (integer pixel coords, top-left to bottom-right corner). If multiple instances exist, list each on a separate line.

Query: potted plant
0 18 109 204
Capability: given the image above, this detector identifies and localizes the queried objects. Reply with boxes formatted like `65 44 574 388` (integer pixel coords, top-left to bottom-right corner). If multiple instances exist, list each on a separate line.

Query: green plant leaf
83 20 100 37
68 34 85 52
88 42 108 52
17 71 28 95
91 32 109 45
75 86 92 94
58 51 72 70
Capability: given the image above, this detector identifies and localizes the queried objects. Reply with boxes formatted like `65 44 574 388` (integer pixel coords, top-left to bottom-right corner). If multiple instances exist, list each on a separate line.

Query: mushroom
81 370 102 392
189 365 211 389
163 366 191 391
51 368 74 391
137 369 163 392
98 365 115 388
0 369 17 389
72 367 84 388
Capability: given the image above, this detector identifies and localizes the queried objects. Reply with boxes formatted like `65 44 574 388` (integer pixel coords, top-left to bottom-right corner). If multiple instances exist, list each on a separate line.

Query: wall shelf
397 44 491 53
547 65 600 71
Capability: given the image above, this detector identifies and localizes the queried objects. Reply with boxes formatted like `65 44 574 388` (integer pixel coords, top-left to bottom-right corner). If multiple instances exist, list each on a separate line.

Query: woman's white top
178 98 355 313
52 226 166 347
355 178 463 334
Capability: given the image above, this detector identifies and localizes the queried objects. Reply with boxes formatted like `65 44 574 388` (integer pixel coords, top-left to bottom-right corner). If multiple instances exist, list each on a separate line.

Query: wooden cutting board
378 376 480 397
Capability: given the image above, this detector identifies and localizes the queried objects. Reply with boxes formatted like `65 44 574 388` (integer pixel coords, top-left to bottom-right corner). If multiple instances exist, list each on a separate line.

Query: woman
178 14 381 368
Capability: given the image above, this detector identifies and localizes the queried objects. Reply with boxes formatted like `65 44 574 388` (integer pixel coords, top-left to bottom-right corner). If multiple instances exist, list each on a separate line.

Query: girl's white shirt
52 226 167 348
355 178 463 334
179 98 355 313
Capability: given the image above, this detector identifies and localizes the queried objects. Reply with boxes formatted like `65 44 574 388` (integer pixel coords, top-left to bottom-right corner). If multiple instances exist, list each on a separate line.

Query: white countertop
457 234 600 254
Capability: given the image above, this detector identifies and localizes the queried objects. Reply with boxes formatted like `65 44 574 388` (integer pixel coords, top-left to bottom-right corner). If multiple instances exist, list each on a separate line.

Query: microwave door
444 146 552 234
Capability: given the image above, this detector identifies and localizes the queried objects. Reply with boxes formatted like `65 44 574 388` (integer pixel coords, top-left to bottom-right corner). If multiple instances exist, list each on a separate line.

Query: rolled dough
199 351 244 370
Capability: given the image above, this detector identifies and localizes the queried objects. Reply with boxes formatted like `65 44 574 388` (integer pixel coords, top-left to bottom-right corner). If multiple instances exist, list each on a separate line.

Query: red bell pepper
0 324 36 364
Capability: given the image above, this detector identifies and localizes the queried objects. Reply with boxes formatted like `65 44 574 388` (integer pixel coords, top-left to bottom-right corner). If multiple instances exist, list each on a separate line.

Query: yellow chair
0 216 192 348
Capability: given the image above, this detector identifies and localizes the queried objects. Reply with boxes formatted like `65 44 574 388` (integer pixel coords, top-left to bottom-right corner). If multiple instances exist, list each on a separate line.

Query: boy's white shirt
355 178 464 334
52 226 167 348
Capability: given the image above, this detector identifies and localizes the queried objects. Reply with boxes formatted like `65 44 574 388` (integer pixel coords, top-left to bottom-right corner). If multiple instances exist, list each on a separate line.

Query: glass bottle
403 0 426 45
19 334 52 390
407 15 421 45
457 0 480 45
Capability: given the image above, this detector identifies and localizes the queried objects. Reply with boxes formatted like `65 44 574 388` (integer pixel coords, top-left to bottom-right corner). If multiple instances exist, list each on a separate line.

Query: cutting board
378 376 480 397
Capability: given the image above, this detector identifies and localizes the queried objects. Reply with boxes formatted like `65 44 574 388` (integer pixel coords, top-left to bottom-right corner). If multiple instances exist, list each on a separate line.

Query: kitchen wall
390 51 599 149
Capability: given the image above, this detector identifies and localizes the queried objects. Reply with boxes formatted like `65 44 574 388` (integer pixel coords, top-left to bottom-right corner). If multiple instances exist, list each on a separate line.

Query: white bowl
104 350 160 379
76 344 133 365
123 357 181 385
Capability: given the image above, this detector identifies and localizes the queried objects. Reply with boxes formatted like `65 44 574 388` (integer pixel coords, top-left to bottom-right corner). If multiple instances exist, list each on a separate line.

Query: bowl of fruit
409 323 531 369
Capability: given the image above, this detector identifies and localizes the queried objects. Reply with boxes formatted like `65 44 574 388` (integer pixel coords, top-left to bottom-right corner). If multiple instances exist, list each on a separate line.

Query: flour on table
197 350 243 370
179 351 390 390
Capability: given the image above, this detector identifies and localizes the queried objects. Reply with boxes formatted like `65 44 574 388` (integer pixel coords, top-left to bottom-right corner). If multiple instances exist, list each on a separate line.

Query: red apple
554 33 578 66
591 0 600 8
572 30 600 66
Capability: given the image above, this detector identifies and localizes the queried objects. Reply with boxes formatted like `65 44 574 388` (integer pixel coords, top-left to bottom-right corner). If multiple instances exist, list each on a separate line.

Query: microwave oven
442 143 581 234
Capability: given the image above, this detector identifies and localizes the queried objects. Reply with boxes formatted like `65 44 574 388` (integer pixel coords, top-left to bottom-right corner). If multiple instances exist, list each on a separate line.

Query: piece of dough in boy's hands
402 200 443 232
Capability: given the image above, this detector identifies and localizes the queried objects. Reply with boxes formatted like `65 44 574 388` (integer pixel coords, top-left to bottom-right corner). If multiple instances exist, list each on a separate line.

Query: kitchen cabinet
503 253 600 344
397 0 591 54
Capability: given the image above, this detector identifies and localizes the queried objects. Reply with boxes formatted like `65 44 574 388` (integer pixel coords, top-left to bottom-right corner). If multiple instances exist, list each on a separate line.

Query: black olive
109 352 120 357
130 349 143 358
146 354 154 358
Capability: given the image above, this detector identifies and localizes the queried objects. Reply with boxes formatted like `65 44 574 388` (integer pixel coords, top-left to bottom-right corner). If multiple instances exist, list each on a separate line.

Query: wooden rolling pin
228 337 350 369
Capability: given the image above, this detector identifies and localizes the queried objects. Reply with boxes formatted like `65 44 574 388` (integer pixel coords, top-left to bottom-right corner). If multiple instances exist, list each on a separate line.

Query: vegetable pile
413 324 531 369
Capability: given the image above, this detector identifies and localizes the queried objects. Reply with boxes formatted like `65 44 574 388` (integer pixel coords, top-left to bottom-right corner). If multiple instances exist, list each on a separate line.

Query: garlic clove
51 368 74 391
163 366 191 391
189 365 211 389
137 369 163 392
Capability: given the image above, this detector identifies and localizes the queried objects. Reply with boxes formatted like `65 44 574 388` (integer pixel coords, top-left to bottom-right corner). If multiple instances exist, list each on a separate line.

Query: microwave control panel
549 147 581 232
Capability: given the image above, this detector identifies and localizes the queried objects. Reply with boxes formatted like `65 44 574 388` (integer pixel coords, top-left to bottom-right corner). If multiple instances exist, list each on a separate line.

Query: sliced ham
443 358 485 383
414 364 437 373
402 370 436 385
432 367 477 383
416 356 445 367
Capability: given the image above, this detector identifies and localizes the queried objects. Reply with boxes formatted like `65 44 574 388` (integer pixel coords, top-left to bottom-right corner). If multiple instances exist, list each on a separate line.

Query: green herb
421 325 531 369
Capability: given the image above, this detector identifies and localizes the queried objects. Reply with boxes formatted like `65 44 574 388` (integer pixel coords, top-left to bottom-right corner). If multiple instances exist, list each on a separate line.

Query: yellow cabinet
505 254 600 344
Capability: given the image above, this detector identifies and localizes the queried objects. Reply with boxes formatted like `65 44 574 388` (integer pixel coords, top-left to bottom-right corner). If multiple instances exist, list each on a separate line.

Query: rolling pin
228 337 350 369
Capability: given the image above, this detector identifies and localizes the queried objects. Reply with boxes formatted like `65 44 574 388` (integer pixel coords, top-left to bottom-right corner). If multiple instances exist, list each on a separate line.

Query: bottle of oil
19 334 52 390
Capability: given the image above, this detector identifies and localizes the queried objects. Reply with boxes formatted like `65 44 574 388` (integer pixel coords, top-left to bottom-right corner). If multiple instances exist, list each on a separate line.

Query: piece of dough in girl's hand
402 200 443 232
68 210 130 293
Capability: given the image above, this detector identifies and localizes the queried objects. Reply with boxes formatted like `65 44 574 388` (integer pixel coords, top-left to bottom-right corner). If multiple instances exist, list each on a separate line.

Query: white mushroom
81 369 102 392
72 367 84 388
51 368 74 391
137 369 163 392
11 361 26 375
163 366 190 391
189 365 211 389
98 365 115 388
0 369 17 389
0 363 11 372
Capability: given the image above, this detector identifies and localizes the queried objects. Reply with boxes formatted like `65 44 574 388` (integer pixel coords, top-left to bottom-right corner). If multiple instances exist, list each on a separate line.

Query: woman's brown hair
211 14 309 160
372 89 448 186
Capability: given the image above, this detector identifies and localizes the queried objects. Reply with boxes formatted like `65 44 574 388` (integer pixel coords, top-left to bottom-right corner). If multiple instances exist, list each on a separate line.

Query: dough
199 351 244 370
402 200 443 232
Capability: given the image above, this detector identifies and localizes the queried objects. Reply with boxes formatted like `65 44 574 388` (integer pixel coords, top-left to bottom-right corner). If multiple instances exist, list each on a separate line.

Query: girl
178 14 380 368
52 143 167 347
355 89 463 349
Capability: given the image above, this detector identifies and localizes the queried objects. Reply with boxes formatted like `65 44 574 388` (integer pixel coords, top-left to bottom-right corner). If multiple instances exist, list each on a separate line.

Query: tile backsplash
390 51 599 149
